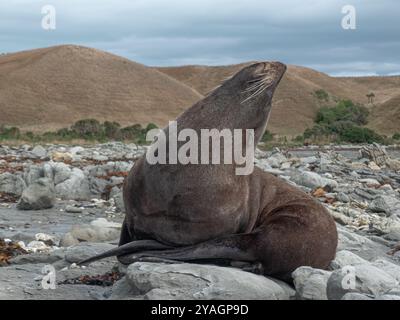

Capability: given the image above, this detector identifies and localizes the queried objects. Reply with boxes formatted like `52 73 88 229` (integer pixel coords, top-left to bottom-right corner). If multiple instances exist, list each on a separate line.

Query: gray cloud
0 0 399 75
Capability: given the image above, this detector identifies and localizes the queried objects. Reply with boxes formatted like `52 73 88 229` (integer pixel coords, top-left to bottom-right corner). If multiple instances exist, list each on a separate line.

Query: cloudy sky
1 0 399 76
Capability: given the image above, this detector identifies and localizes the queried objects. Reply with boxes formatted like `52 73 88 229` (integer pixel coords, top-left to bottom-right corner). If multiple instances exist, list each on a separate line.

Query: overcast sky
1 0 399 76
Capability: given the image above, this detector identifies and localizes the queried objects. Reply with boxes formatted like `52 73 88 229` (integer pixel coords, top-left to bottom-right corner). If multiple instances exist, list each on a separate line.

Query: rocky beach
1 142 400 300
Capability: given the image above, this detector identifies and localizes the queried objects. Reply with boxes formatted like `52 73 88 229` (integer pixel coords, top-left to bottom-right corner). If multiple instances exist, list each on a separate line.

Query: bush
314 89 329 101
339 126 384 144
302 99 384 144
0 125 20 140
71 119 103 138
261 130 274 142
316 100 369 126
104 121 121 139
393 133 400 140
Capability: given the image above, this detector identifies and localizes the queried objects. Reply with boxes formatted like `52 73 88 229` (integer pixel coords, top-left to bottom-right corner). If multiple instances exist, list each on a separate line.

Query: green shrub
71 119 103 137
316 100 369 126
393 133 400 140
261 130 274 142
339 126 384 144
104 121 121 139
314 89 329 101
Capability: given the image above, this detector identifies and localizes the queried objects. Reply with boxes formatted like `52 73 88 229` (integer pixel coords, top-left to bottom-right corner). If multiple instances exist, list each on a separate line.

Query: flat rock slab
110 262 295 300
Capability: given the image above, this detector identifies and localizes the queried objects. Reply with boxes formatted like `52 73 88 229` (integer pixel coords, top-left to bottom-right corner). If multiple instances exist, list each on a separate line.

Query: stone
65 205 83 213
69 146 84 155
386 159 400 171
292 266 331 300
31 145 47 158
59 232 80 247
368 162 381 171
337 225 390 261
64 242 116 263
290 171 338 190
336 192 350 203
52 162 72 185
359 178 381 187
0 173 26 196
330 250 369 269
55 168 91 200
115 262 291 300
17 178 55 210
326 264 398 300
266 153 287 168
369 196 400 217
113 192 125 213
341 293 373 300
299 156 318 165
371 259 400 282
67 218 121 243
52 152 73 162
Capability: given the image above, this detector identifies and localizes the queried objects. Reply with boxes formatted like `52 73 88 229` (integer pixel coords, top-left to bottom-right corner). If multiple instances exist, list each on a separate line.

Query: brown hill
157 64 400 136
368 94 400 135
1 45 398 136
0 45 202 132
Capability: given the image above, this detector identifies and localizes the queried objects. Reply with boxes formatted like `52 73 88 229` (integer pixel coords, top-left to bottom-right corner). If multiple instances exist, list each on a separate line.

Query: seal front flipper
77 239 172 265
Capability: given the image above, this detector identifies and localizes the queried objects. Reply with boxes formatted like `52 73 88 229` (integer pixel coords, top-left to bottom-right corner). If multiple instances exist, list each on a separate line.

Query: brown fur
79 62 338 281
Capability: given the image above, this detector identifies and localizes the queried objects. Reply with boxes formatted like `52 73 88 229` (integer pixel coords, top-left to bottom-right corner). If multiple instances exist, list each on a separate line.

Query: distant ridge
0 45 202 132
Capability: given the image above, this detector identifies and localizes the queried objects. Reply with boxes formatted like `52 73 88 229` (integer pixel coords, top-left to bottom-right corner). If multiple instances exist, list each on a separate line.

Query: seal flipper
117 233 258 265
77 239 172 265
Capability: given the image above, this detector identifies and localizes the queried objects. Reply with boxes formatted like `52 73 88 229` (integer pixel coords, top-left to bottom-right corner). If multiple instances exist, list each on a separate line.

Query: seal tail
77 240 172 265
117 233 258 265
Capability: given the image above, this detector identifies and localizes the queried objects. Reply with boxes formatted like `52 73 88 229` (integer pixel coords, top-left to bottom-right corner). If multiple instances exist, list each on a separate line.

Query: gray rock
0 172 26 196
55 168 91 200
59 232 80 247
369 196 400 217
113 192 125 213
17 178 55 210
336 192 350 203
266 153 287 168
299 156 318 165
117 262 291 300
66 218 121 243
341 293 373 300
292 266 331 300
371 259 400 282
65 205 83 213
327 264 398 300
53 162 72 185
69 146 84 155
64 242 116 263
24 165 45 186
290 171 338 190
376 294 400 300
330 250 368 269
89 177 109 195
337 225 389 261
9 249 66 265
31 145 47 158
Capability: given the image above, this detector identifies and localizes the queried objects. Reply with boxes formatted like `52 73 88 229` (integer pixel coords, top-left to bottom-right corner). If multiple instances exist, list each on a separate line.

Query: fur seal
79 62 338 281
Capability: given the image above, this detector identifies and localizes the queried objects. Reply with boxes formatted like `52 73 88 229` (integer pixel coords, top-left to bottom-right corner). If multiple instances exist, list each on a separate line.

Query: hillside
369 94 400 135
0 45 202 132
157 64 395 136
0 45 398 137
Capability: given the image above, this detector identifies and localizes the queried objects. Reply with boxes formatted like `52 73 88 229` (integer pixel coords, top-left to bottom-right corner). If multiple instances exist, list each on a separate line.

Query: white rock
292 266 332 300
